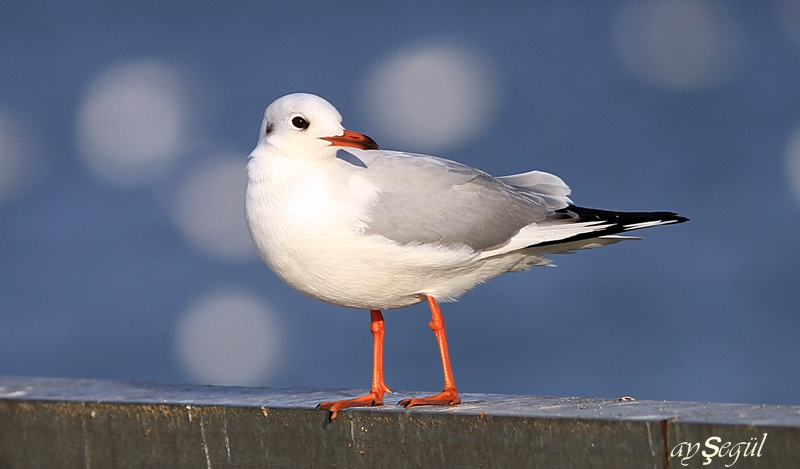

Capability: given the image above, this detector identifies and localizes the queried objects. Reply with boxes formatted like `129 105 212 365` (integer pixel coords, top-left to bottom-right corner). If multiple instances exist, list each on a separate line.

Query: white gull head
253 93 378 164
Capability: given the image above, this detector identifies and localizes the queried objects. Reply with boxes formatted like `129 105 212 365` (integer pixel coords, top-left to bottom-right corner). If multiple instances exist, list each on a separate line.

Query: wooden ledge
1 376 798 468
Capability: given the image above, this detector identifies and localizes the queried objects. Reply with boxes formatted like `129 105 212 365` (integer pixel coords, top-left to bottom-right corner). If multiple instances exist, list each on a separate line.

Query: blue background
1 1 799 405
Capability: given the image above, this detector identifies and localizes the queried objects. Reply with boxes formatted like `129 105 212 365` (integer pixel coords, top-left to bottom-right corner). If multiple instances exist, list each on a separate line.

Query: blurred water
1 1 799 405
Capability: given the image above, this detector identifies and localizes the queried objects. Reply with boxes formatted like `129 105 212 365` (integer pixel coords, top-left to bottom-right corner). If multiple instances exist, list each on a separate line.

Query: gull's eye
291 115 310 130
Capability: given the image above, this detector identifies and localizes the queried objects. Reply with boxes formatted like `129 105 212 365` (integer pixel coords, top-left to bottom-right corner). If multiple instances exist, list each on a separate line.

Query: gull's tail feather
531 205 688 250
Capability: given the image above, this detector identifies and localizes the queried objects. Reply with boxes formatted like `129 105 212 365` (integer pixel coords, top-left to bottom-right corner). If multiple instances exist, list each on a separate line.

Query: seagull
245 92 687 419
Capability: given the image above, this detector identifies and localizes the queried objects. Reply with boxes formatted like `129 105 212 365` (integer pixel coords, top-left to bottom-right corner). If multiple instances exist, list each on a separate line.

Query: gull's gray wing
343 149 571 251
496 170 572 209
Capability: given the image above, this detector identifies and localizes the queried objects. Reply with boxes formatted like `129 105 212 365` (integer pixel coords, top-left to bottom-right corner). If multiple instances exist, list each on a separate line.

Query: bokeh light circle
612 0 741 90
786 122 800 207
76 60 189 187
0 112 34 204
363 44 499 152
172 154 256 262
175 290 282 386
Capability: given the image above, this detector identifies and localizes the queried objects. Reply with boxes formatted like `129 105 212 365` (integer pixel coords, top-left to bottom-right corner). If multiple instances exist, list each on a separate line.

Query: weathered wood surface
1 376 798 468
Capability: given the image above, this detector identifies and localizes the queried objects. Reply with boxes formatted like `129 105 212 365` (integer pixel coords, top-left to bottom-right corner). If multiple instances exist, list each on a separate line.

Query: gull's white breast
245 152 516 310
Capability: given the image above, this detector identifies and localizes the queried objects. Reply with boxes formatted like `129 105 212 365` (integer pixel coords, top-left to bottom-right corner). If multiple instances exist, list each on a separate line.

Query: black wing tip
527 206 687 250
565 205 688 226
649 211 689 224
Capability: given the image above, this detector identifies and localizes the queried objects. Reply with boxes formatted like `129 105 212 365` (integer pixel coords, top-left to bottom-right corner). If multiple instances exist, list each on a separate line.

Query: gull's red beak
321 129 380 150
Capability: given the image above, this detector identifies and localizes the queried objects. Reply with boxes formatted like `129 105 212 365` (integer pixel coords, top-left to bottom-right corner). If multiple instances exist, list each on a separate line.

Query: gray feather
343 149 569 251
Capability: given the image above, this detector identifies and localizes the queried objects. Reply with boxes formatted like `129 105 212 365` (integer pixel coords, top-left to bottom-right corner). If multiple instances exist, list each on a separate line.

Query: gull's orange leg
318 310 392 419
399 296 461 408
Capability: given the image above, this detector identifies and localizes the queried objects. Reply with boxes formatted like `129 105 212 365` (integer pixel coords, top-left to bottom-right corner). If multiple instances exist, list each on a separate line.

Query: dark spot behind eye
265 122 274 136
291 116 310 130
